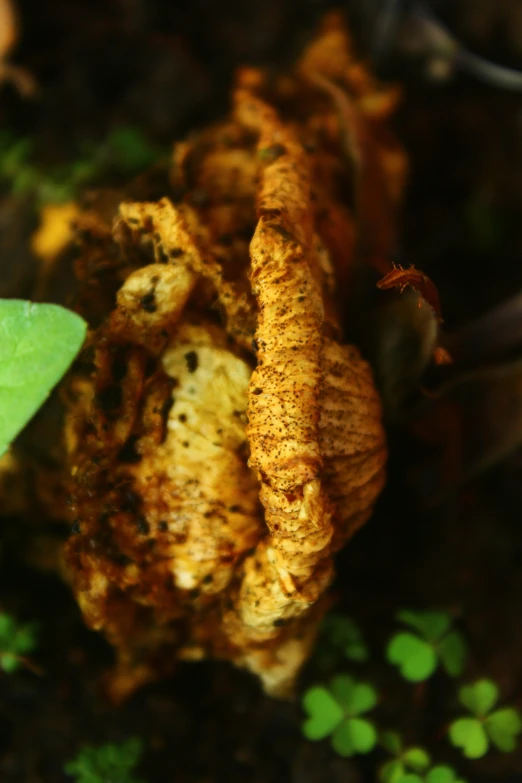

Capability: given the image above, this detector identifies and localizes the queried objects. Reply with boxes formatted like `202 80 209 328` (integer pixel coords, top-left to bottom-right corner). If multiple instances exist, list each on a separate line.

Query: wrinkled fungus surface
64 15 402 699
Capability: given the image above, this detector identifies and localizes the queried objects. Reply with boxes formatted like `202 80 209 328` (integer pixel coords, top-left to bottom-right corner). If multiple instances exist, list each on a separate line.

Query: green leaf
0 300 87 456
320 614 369 662
0 138 33 176
397 610 452 642
387 632 437 681
302 687 344 740
12 625 38 655
346 641 368 661
331 717 376 756
69 159 99 185
11 166 40 195
438 631 467 677
380 730 403 755
402 747 431 770
449 717 488 759
485 707 522 752
0 652 20 673
330 675 377 716
425 765 467 783
37 178 77 205
0 612 38 673
379 732 430 782
64 738 143 783
379 759 405 783
397 775 424 783
459 679 498 717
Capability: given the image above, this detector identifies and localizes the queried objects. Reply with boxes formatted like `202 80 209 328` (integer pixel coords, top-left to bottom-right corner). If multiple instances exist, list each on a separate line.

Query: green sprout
389 766 467 783
386 610 467 682
314 614 369 670
379 732 466 783
379 731 431 782
448 679 522 759
423 767 467 783
0 300 87 457
64 737 144 783
0 612 38 673
0 126 164 206
302 675 378 757
0 133 33 180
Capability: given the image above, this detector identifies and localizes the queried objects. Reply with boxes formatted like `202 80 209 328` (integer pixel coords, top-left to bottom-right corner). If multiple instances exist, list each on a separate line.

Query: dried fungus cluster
64 15 405 699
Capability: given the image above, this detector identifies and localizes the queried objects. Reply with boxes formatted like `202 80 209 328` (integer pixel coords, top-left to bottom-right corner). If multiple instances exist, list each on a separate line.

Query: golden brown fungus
64 14 401 698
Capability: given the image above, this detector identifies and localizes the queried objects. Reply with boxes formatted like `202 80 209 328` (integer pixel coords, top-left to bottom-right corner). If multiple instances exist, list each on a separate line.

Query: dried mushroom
64 14 402 699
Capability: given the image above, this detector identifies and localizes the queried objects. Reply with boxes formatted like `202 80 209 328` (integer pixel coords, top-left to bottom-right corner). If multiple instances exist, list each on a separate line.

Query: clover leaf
459 679 497 714
0 612 38 673
315 614 369 670
387 633 436 682
302 675 378 757
64 737 144 783
387 610 467 682
449 679 522 758
379 731 430 783
0 300 87 457
425 766 467 783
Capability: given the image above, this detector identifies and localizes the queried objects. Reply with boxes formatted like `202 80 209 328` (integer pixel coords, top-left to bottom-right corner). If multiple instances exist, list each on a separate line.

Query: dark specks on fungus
136 516 150 535
184 351 198 373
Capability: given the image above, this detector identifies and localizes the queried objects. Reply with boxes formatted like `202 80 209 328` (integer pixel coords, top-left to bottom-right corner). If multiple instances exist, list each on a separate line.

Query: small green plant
0 612 37 673
315 614 369 670
301 610 519 780
448 679 522 759
386 610 467 682
302 674 378 757
379 731 431 782
423 767 467 783
388 766 467 783
0 300 87 456
0 126 163 206
64 737 144 783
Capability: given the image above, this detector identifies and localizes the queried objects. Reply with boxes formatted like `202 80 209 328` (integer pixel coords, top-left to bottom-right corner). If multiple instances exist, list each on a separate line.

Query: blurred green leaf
387 611 466 682
0 300 87 456
64 737 144 783
0 612 38 674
